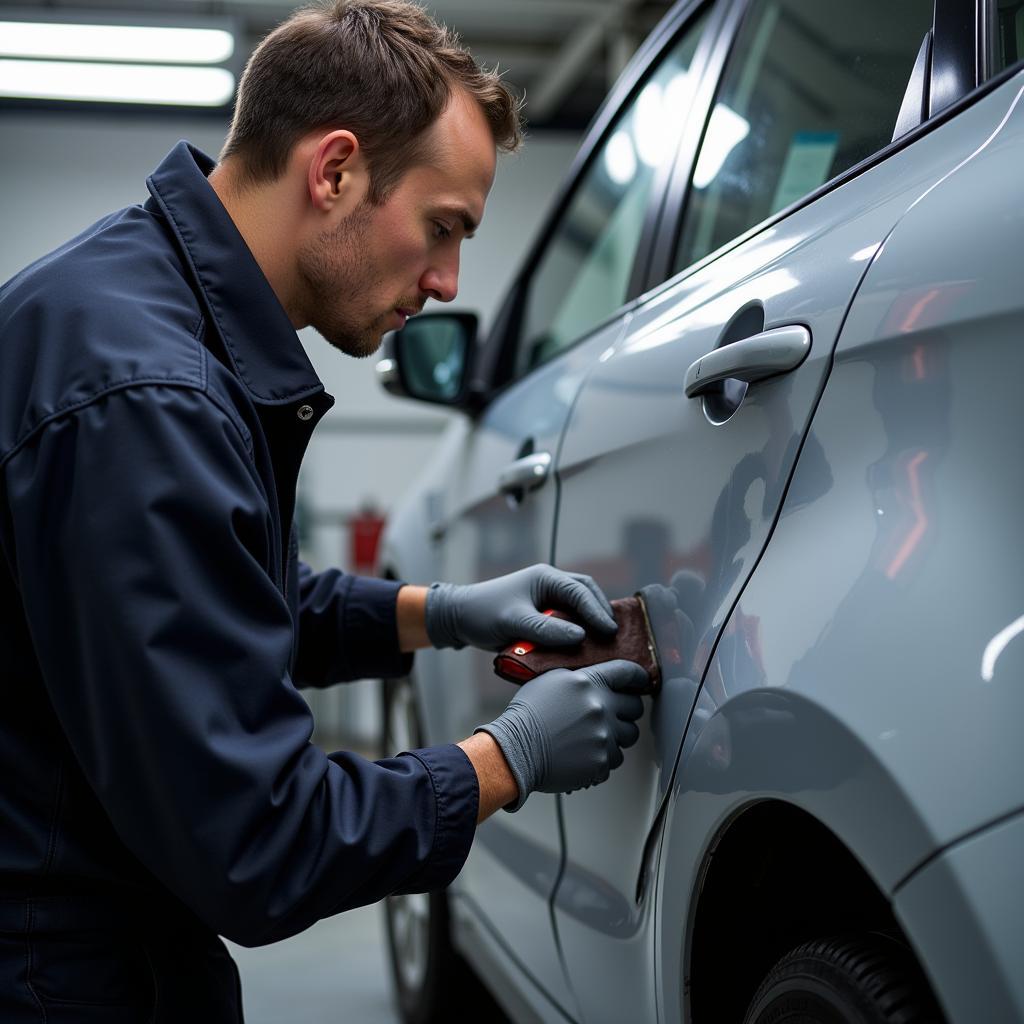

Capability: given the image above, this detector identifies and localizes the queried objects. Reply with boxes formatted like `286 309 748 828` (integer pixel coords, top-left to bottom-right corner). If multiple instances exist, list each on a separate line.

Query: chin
326 329 384 359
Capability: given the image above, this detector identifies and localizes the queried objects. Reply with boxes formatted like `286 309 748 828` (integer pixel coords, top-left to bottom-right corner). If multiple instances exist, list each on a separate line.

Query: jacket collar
146 141 326 406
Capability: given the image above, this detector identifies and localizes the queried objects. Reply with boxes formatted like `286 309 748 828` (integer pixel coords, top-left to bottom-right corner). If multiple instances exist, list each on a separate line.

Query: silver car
374 0 1024 1020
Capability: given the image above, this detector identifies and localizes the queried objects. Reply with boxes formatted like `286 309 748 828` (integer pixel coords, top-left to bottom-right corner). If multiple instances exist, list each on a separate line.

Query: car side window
515 10 710 377
674 0 933 272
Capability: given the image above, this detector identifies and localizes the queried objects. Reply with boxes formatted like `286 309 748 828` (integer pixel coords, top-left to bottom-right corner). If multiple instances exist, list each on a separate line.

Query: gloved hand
425 564 618 651
476 659 648 811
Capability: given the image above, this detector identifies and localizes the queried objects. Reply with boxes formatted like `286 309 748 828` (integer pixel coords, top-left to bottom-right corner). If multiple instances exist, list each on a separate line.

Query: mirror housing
376 312 484 412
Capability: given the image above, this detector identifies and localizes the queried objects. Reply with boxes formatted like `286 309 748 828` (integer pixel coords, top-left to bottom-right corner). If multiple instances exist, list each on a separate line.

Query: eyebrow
439 206 478 238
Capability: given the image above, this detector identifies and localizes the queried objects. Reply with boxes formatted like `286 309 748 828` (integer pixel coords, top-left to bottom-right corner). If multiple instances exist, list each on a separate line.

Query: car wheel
381 677 504 1024
743 933 943 1024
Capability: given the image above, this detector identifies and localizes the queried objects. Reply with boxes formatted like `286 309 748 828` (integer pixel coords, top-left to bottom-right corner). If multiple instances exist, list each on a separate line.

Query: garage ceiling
0 0 675 128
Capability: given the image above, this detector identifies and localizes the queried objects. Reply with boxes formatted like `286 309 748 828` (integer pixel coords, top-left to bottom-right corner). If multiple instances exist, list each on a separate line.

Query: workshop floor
228 901 399 1024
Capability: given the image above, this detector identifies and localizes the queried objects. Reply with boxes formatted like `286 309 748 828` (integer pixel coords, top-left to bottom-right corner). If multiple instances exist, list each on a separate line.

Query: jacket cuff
343 576 413 679
395 744 478 892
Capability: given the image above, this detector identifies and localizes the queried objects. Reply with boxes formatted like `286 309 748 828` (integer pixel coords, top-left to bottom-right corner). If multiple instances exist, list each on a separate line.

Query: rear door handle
684 325 811 399
498 452 552 496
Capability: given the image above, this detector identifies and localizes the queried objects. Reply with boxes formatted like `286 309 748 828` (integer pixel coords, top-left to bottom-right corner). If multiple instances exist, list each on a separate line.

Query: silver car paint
654 71 1024 1023
374 37 1024 1024
894 810 1024 1022
411 318 629 1021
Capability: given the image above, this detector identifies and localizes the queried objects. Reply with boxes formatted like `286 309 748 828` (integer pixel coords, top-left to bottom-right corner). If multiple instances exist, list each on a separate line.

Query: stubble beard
297 201 391 359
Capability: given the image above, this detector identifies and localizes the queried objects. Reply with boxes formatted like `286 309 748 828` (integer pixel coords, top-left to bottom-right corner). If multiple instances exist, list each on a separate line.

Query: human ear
306 130 365 212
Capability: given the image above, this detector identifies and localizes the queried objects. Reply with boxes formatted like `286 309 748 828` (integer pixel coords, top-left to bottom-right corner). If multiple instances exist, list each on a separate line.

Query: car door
425 7 718 1014
547 1 941 1020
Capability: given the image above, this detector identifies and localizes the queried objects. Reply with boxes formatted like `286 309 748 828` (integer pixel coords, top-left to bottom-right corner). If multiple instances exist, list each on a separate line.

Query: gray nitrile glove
476 659 648 811
425 564 618 651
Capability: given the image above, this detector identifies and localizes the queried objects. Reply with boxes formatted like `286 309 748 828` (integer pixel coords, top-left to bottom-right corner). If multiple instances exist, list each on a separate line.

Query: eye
432 221 453 240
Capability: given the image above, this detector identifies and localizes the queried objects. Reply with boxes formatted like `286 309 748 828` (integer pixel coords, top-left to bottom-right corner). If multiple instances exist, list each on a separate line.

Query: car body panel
547 52 1024 1024
653 69 1024 1023
894 810 1024 1023
377 0 1024 1017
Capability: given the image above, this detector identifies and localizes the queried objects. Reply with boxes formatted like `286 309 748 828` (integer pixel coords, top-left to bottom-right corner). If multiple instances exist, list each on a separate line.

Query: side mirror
376 312 482 411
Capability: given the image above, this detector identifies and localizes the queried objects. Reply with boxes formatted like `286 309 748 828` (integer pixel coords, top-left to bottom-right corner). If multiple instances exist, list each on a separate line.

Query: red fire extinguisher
349 502 386 576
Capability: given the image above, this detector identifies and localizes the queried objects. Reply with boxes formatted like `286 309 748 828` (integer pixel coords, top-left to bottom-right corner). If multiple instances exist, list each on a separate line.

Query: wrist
396 585 431 652
457 731 520 821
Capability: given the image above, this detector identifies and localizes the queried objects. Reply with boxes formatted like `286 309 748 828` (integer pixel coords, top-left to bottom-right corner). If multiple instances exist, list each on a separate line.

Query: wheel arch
683 799 923 1021
655 684 946 1023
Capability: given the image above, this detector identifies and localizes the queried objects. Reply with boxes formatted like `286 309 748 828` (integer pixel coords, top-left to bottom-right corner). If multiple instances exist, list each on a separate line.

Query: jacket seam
192 312 254 454
405 751 447 876
200 374 254 454
191 312 208 391
23 899 46 1023
41 761 64 878
142 945 159 1023
0 378 253 470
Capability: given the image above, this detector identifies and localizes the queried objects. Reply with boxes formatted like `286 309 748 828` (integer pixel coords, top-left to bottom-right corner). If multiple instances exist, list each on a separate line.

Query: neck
207 163 306 328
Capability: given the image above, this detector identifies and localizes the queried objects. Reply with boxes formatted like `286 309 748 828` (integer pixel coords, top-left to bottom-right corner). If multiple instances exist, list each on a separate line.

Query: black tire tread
745 932 943 1024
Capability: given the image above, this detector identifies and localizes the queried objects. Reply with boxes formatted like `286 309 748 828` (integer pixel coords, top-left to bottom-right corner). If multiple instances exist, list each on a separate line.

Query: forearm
397 584 431 652
457 732 519 822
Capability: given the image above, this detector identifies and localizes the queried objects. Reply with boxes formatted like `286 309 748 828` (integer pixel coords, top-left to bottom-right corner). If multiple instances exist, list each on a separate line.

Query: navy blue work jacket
0 142 477 1017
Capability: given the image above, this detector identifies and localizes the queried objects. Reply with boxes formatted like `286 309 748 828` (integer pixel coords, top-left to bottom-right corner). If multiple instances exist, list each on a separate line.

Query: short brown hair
220 0 522 202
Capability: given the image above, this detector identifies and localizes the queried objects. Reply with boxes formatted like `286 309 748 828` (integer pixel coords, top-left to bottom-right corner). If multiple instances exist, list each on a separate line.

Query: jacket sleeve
292 561 413 688
3 383 478 946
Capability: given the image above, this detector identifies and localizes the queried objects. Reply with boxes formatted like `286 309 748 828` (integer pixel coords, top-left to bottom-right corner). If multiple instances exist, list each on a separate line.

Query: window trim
931 0 980 114
641 0 1014 304
479 0 724 400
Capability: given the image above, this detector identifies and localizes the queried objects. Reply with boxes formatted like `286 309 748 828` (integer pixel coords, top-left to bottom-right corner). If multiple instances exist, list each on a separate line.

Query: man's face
298 89 497 358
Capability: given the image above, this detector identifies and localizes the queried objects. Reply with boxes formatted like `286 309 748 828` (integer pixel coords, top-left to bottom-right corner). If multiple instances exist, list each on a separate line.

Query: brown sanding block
493 595 660 694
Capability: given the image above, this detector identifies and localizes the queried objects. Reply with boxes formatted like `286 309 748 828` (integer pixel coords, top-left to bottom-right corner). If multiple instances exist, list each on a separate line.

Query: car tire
742 933 943 1024
380 677 505 1024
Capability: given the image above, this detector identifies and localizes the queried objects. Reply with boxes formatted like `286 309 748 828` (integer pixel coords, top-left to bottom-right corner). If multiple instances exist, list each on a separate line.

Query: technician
0 0 647 1018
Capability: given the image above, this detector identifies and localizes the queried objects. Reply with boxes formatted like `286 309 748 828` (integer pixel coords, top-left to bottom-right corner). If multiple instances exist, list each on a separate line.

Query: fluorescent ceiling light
0 21 234 64
0 59 236 106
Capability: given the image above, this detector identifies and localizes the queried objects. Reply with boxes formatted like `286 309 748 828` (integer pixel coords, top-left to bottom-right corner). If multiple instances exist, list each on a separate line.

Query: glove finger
610 693 644 725
515 611 586 647
585 659 650 693
544 573 618 635
566 572 616 622
613 717 641 748
608 743 625 771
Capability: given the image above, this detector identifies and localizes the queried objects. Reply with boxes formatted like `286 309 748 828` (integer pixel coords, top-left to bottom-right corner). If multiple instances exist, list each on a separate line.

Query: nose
420 251 459 303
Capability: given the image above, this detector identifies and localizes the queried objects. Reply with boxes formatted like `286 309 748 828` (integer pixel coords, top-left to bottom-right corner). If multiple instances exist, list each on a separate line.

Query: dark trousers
0 893 244 1022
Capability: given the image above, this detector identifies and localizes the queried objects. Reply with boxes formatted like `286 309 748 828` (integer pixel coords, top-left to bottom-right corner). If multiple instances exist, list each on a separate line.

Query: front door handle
498 451 552 496
684 325 811 399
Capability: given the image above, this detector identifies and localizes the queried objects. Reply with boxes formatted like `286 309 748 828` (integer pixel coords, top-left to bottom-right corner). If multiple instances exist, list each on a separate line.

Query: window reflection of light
632 72 693 168
981 614 1024 682
663 71 693 119
851 244 878 262
692 104 750 189
634 82 666 166
605 130 637 185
